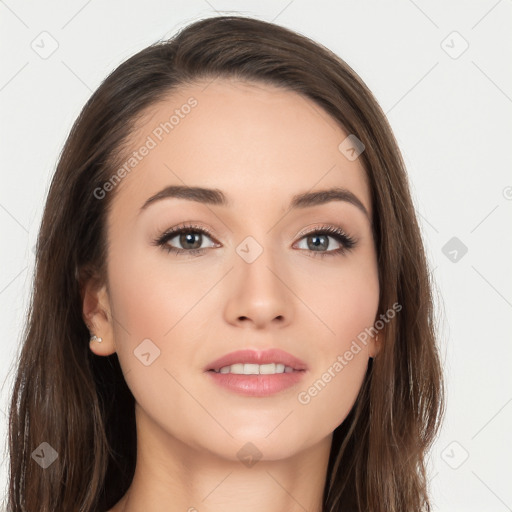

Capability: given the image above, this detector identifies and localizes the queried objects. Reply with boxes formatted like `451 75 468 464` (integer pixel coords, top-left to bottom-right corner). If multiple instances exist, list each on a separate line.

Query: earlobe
369 332 382 358
88 329 116 356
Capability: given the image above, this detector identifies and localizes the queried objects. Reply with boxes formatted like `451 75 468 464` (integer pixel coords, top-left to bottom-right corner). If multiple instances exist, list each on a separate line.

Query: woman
6 15 444 512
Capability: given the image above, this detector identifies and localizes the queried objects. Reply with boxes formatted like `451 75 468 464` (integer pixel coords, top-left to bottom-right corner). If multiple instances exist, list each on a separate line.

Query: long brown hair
6 15 444 511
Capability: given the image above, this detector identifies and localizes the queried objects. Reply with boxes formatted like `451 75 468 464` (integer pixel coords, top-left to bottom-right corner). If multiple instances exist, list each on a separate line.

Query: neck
112 404 332 512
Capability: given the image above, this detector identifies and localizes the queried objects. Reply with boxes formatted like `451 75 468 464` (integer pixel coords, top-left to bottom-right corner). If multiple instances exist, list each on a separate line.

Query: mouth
204 348 308 397
205 348 308 373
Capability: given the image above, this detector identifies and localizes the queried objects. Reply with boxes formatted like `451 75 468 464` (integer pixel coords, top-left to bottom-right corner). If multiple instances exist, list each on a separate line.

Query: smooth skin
82 78 380 512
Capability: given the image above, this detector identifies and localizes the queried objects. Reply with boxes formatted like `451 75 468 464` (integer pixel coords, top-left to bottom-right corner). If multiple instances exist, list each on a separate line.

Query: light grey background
1 1 511 510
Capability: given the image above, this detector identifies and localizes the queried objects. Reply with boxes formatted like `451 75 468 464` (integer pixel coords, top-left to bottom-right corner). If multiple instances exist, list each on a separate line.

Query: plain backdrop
1 1 511 510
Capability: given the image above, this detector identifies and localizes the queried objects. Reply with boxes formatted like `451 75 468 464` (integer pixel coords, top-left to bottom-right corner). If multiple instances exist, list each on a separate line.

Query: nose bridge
225 231 293 327
237 233 284 293
241 237 280 288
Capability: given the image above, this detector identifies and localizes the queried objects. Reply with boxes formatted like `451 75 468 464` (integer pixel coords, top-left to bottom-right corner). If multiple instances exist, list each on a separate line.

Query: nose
223 247 294 330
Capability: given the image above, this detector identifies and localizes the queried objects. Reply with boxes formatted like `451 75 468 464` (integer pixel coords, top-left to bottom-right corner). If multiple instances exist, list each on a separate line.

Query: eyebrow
139 185 370 219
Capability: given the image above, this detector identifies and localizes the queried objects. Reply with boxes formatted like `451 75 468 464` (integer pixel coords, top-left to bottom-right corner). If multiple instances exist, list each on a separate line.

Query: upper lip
205 349 308 372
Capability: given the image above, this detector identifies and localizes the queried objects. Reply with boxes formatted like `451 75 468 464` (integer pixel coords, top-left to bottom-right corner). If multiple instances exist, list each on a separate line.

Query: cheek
105 248 214 430
106 244 224 411
331 275 379 349
295 251 379 351
292 255 379 432
107 241 217 338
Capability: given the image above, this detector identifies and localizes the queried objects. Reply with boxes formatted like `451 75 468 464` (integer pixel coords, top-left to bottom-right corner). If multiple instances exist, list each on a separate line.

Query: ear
80 270 116 357
368 329 384 358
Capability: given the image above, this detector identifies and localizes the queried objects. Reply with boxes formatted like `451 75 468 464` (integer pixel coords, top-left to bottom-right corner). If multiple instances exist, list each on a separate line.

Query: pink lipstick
204 348 308 397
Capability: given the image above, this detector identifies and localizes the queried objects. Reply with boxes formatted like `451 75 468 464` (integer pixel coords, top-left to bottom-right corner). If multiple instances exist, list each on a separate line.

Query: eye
153 223 218 257
153 223 357 258
294 225 357 258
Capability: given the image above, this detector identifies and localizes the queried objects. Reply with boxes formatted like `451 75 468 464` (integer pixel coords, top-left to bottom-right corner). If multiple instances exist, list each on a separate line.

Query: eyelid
293 223 357 251
154 222 219 245
295 223 351 239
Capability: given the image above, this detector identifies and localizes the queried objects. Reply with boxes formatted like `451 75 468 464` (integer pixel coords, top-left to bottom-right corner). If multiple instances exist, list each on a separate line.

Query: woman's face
90 78 379 461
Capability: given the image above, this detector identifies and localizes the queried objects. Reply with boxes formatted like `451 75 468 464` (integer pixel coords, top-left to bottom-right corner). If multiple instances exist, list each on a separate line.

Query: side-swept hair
6 15 444 511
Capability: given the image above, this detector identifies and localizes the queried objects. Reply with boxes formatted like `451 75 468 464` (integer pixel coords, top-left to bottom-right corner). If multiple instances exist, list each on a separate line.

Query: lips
205 348 308 372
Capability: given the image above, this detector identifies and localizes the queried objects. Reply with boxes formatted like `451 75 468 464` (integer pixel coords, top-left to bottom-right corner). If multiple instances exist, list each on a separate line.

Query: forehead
110 77 371 219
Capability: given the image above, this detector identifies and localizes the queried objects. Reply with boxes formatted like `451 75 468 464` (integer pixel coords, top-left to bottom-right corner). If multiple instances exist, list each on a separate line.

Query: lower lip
206 370 307 397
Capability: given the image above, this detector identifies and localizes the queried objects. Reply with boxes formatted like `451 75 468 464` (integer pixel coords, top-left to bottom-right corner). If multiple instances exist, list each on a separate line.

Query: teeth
214 363 294 374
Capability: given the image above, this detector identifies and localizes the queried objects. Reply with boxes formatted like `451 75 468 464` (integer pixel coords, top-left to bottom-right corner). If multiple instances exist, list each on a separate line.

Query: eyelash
152 222 357 259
